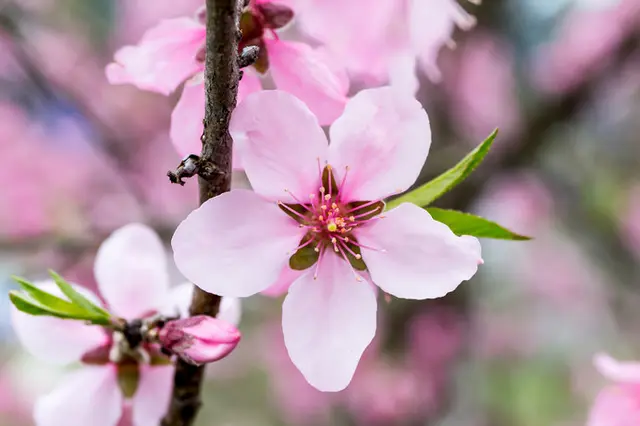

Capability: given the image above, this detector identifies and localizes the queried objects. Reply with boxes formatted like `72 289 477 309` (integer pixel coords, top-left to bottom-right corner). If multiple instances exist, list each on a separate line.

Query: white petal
230 90 329 202
34 366 123 426
282 252 377 391
131 365 174 426
328 87 431 202
357 203 481 299
172 190 305 297
94 223 170 319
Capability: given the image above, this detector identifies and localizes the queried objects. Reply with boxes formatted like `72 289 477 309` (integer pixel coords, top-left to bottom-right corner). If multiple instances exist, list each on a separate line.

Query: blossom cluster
8 0 508 424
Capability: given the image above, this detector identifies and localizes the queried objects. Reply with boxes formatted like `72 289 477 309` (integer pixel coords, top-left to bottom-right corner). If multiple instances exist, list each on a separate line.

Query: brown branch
160 0 241 425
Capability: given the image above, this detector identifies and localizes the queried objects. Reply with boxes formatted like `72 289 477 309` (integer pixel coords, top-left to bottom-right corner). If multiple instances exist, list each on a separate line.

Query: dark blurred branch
444 31 640 211
0 3 150 207
160 0 241 425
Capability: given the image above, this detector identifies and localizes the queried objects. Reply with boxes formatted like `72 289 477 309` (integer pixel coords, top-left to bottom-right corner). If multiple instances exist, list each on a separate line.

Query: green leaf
9 276 111 325
8 291 107 323
386 129 498 209
12 276 84 315
49 270 111 319
427 208 531 240
9 291 63 317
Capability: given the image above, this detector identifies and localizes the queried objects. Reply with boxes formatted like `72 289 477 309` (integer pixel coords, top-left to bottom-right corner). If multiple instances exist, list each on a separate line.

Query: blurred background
1 0 640 425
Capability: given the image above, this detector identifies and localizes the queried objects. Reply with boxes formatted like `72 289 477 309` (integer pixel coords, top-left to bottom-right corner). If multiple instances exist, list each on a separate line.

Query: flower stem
161 0 242 425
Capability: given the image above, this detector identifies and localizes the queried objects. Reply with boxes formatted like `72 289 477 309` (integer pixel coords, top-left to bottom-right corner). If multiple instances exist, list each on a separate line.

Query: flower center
279 163 385 280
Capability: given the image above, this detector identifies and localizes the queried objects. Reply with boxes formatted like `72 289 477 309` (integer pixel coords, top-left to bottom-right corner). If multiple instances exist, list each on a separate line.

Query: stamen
345 200 381 214
313 247 325 279
335 244 363 282
338 166 349 202
309 193 318 209
277 201 308 220
327 165 333 199
350 205 383 221
288 238 314 255
283 189 313 212
338 239 362 259
346 239 386 253
331 237 339 252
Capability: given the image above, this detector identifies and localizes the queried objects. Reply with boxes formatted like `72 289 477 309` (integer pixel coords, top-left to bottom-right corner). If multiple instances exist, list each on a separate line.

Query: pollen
327 221 338 232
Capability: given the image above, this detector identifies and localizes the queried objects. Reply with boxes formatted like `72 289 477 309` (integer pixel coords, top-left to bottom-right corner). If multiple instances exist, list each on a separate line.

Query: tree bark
161 0 241 425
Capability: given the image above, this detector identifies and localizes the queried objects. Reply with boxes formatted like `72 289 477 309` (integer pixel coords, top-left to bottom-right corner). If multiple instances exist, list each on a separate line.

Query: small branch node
167 154 201 186
238 45 260 69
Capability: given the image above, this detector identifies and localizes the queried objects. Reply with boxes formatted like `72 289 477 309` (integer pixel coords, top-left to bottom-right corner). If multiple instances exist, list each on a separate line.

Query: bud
158 316 240 365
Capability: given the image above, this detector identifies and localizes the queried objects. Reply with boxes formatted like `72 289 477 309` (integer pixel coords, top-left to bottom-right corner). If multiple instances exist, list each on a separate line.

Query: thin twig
160 0 241 425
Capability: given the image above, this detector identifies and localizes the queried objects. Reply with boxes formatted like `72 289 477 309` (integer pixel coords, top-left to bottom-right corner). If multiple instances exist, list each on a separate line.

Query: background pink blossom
1 0 640 424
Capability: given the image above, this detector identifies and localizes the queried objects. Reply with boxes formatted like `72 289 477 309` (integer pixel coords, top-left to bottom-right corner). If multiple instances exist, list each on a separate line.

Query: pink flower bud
158 316 240 365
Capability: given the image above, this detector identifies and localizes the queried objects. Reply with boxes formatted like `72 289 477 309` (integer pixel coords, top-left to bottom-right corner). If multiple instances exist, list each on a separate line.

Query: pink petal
587 384 640 426
409 0 477 82
294 0 396 80
159 316 241 364
105 18 206 95
327 87 431 202
261 265 303 297
170 77 204 158
131 365 174 426
238 68 263 103
159 283 242 325
172 71 262 160
158 282 193 319
94 223 170 319
34 366 122 426
230 91 329 202
595 353 640 383
356 203 481 299
266 39 348 125
172 189 305 297
282 252 377 391
388 51 419 94
233 69 263 170
219 296 242 326
11 281 108 365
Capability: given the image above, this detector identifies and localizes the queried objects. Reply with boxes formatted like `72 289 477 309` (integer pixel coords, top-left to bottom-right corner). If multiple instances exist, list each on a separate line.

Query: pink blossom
587 353 640 426
295 0 480 90
106 2 348 158
532 0 640 94
444 32 522 142
158 315 241 365
172 87 482 391
11 223 241 426
345 361 430 425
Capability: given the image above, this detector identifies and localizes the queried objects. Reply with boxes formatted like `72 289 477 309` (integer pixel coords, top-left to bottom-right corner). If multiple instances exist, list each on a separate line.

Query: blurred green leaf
484 360 574 426
49 270 110 318
13 276 84 315
386 129 498 209
9 291 66 318
9 276 111 325
427 208 531 240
